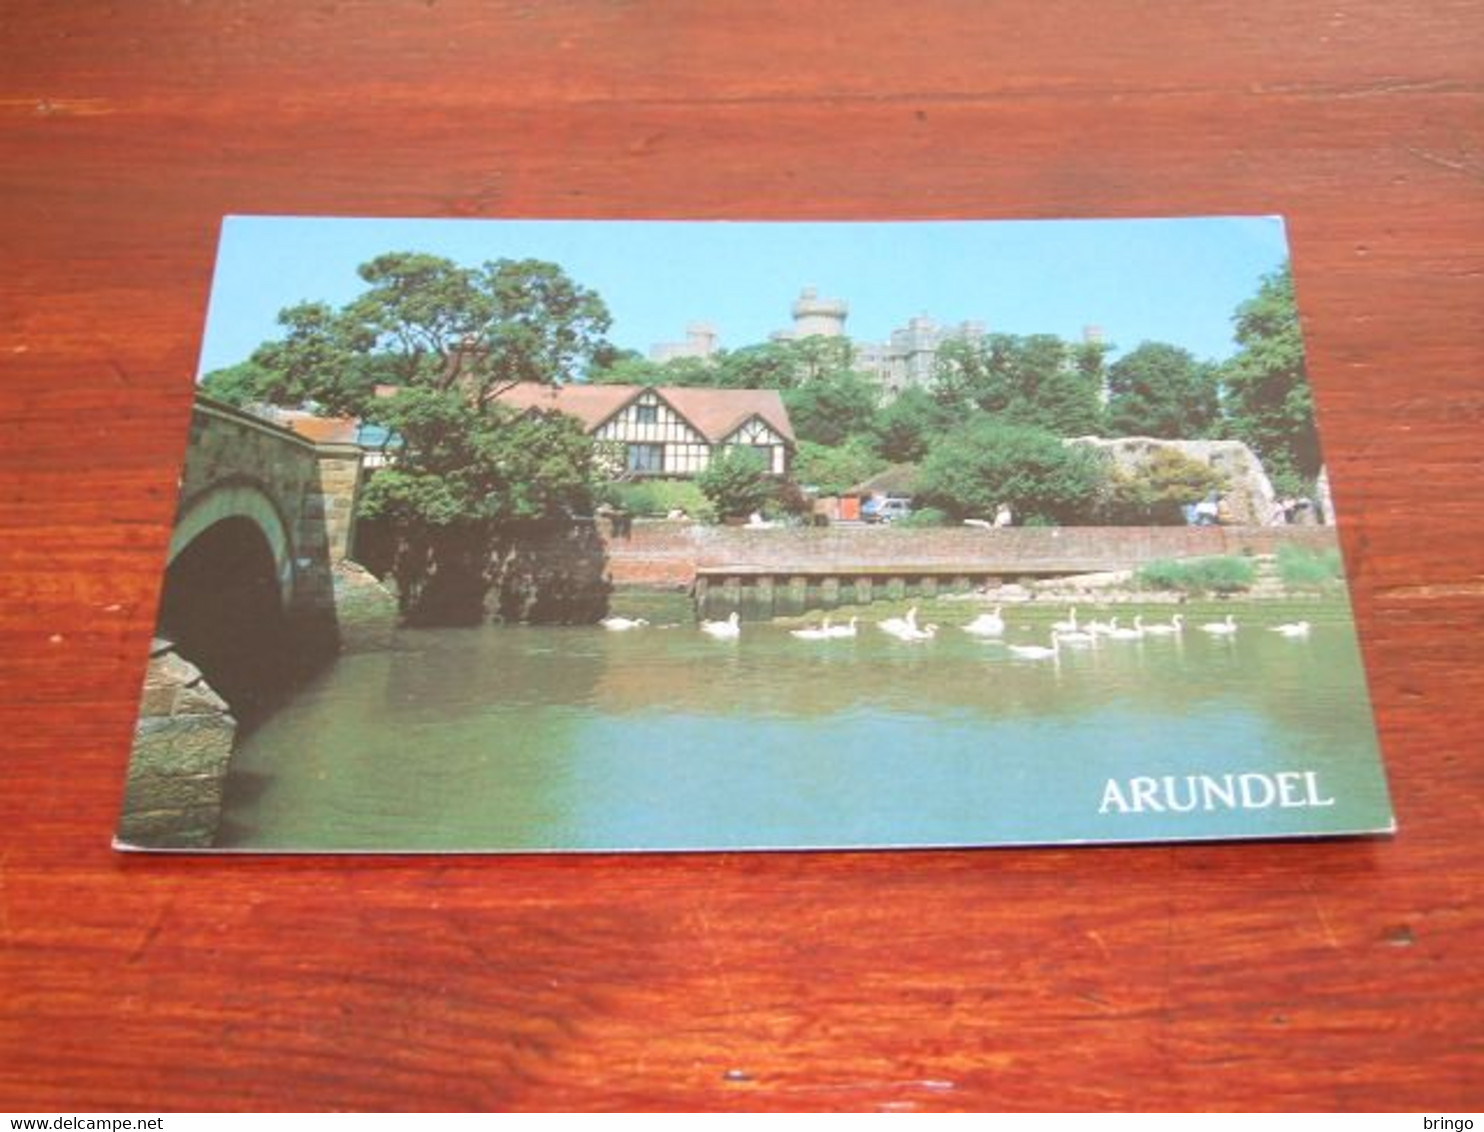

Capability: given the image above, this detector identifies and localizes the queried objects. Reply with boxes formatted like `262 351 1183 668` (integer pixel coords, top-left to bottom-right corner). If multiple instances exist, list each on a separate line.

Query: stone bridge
121 396 382 849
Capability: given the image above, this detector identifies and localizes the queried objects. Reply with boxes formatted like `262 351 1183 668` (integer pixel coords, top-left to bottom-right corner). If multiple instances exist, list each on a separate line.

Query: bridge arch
159 482 300 725
169 478 296 607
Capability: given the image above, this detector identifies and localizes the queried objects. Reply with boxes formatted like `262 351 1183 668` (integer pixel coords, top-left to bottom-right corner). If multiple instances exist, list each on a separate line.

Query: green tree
918 419 1110 525
792 438 888 497
239 301 378 414
222 252 616 623
346 253 612 406
711 342 800 389
933 334 1103 435
710 337 857 390
1221 263 1319 490
1101 447 1226 525
781 368 880 447
697 447 776 519
587 352 671 386
200 359 275 407
1106 341 1221 438
870 387 952 464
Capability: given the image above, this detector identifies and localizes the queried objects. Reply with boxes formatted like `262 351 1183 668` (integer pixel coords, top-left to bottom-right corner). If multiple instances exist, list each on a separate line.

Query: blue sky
197 216 1292 377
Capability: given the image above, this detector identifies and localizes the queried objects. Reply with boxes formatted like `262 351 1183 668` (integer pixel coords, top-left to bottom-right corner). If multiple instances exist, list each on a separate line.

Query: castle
651 287 1083 399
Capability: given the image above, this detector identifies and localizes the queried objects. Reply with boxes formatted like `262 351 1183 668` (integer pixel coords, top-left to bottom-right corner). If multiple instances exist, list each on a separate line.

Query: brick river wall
603 520 1341 589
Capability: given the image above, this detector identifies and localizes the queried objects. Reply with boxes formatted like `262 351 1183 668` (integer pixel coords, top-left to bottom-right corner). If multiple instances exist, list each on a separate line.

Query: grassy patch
1277 544 1344 589
1136 556 1256 595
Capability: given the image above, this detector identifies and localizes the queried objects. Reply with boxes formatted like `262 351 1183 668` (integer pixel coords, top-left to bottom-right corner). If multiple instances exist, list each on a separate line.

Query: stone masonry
119 639 237 849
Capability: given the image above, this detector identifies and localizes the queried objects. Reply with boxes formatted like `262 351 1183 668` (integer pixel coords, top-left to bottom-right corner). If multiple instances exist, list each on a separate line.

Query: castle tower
790 287 849 338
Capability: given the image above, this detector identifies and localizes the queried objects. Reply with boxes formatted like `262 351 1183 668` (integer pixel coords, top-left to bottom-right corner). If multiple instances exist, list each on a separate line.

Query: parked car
862 496 914 524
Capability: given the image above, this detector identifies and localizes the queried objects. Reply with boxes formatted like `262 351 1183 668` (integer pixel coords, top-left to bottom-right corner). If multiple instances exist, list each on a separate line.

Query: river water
218 600 1393 851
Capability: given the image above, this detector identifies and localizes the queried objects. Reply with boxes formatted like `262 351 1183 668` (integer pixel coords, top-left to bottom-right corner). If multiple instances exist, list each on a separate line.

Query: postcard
116 216 1394 851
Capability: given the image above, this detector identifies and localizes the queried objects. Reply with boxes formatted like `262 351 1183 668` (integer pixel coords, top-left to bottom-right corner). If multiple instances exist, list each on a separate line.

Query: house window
626 443 664 474
634 403 659 425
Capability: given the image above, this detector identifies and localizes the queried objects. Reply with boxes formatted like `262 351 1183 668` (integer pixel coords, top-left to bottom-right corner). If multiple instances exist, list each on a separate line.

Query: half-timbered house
495 383 795 480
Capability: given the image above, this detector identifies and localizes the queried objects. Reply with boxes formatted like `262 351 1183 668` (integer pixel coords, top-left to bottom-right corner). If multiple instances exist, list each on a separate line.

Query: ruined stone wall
1068 436 1278 525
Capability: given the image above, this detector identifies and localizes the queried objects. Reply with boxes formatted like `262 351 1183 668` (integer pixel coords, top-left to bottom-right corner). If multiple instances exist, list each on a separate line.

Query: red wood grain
1 0 1481 1111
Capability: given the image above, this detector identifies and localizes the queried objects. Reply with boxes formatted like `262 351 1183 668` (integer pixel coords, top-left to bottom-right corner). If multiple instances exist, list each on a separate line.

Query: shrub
605 480 713 521
1277 544 1343 588
792 438 887 497
900 506 951 528
697 447 776 519
1102 449 1226 525
918 418 1110 524
1137 556 1256 595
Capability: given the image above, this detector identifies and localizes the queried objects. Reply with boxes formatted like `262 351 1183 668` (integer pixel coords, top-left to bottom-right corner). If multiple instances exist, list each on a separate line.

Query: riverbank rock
1068 436 1277 525
118 638 237 849
333 560 399 651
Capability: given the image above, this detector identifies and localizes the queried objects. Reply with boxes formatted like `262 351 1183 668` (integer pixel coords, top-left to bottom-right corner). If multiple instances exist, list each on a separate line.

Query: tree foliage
933 334 1104 436
781 368 881 447
1105 341 1221 439
344 253 612 406
219 252 615 623
1221 263 1319 490
696 447 776 518
792 438 888 497
1101 447 1226 525
918 419 1110 524
200 359 276 408
869 387 950 464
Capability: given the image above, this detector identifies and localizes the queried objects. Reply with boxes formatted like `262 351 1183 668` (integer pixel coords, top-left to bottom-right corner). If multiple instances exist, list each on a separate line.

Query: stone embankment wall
333 560 400 651
120 639 237 849
603 520 1341 589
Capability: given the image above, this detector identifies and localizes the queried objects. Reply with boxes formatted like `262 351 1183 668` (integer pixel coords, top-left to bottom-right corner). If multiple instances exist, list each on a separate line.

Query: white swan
963 606 1005 637
1142 614 1184 637
894 622 939 643
878 606 919 637
1054 625 1097 647
790 616 834 641
1271 620 1311 637
824 617 859 639
600 616 649 631
700 611 741 639
1008 634 1061 660
1052 607 1079 634
1107 615 1145 641
1199 614 1238 635
1088 616 1118 636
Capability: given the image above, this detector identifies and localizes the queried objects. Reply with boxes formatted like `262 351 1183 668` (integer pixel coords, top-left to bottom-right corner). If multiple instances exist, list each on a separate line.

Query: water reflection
219 600 1391 851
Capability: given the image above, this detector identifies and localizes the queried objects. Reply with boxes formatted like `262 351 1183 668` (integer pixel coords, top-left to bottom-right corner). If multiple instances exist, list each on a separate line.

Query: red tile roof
495 383 796 445
276 413 361 445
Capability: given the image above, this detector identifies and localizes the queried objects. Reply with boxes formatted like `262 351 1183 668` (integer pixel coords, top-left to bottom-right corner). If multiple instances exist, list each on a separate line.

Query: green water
218 600 1393 851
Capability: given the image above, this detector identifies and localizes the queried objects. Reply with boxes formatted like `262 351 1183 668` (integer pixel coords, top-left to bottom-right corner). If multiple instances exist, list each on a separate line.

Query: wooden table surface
2 1 1481 1112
